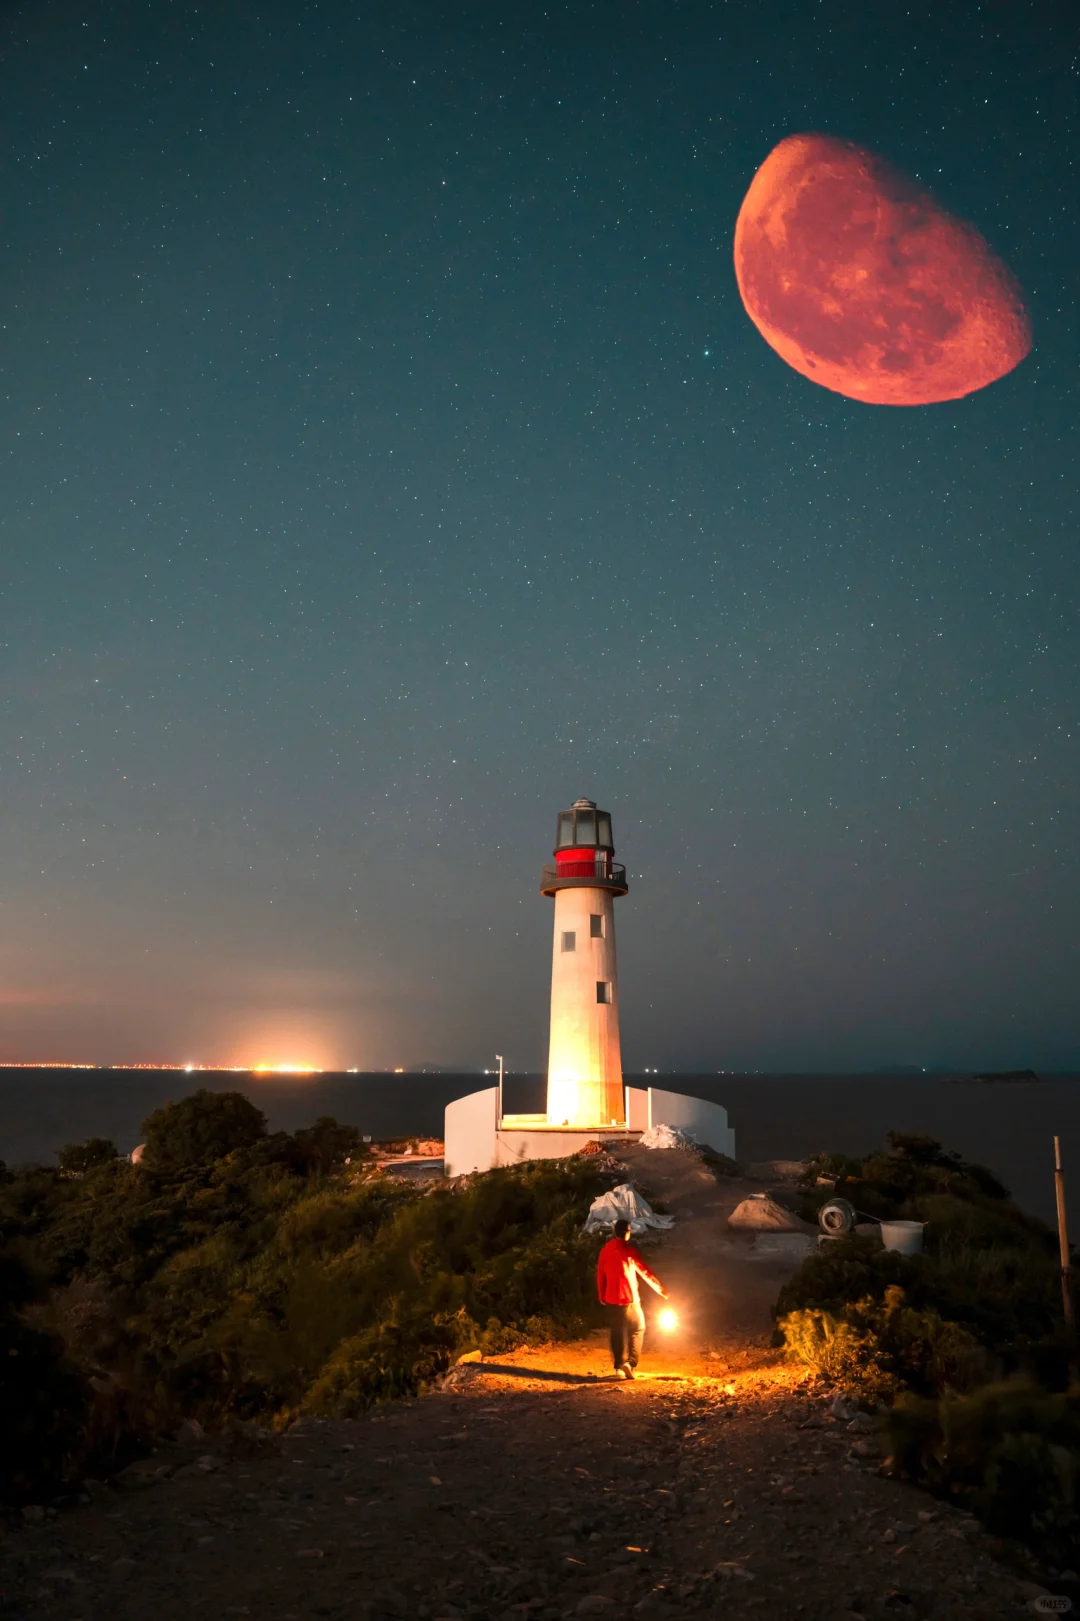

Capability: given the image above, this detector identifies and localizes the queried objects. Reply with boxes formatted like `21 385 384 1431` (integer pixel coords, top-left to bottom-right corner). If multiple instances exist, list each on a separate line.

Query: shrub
58 1138 119 1175
886 1380 1080 1563
0 1251 89 1503
782 1283 985 1402
293 1116 364 1174
304 1307 471 1415
0 1101 611 1497
141 1089 266 1170
778 1136 1078 1562
778 1135 1065 1394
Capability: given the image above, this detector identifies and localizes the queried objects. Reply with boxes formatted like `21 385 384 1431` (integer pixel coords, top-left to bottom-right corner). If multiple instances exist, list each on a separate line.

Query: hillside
0 1142 1061 1620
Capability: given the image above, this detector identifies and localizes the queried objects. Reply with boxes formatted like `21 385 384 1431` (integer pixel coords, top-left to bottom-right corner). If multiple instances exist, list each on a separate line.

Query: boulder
727 1193 813 1233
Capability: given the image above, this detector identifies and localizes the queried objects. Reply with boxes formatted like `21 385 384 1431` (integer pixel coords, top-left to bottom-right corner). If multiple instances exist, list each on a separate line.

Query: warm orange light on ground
659 1308 678 1331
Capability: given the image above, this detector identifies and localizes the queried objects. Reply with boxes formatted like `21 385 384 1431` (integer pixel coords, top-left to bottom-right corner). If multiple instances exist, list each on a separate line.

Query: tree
57 1138 119 1176
294 1116 363 1174
141 1089 266 1171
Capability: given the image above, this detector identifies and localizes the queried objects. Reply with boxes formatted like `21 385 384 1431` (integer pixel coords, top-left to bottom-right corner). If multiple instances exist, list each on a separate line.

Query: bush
141 1089 267 1169
778 1135 1065 1393
293 1116 364 1174
886 1380 1080 1563
58 1138 119 1175
0 1251 89 1502
0 1098 610 1498
782 1282 986 1402
778 1135 1078 1562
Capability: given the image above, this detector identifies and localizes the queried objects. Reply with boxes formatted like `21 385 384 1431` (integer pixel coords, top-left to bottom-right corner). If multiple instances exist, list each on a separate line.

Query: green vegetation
0 1090 609 1503
57 1138 119 1176
777 1132 1078 1557
885 1380 1080 1565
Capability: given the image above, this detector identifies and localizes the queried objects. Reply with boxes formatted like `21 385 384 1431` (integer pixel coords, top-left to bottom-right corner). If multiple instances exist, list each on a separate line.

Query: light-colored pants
604 1301 645 1369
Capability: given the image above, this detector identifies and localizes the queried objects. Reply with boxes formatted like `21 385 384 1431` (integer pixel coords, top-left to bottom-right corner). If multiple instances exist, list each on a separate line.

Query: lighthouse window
597 813 612 848
590 914 604 938
597 981 612 1004
575 810 597 845
557 813 575 848
561 931 576 952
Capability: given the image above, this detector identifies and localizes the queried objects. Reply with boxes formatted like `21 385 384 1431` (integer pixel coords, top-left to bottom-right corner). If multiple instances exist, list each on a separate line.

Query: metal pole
1054 1135 1074 1329
496 1055 504 1127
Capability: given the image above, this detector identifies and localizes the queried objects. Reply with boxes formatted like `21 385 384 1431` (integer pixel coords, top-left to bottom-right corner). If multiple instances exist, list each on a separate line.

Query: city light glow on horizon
250 1063 323 1076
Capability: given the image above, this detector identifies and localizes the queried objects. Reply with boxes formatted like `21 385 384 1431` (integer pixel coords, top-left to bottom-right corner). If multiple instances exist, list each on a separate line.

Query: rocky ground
0 1148 1066 1620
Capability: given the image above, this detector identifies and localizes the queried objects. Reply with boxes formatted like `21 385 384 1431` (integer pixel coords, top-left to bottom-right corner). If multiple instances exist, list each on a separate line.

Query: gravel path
0 1360 1050 1620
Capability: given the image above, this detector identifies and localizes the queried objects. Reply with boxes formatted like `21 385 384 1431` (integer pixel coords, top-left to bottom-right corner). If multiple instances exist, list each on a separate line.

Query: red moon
733 134 1031 406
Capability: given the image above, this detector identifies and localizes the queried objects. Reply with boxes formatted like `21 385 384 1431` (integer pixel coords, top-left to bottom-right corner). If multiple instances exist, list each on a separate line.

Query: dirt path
0 1151 1058 1620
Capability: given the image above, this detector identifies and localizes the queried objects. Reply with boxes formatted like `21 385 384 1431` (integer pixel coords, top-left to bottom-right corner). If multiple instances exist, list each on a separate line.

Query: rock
829 1393 859 1422
850 1438 882 1458
111 1557 135 1578
728 1194 814 1232
175 1417 206 1445
82 1478 111 1502
21 1504 46 1524
847 1411 876 1432
116 1464 162 1491
576 1599 614 1614
711 1562 755 1581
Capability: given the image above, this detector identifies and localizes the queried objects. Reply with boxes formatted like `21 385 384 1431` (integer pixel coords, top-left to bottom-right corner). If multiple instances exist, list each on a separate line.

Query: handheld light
659 1307 678 1331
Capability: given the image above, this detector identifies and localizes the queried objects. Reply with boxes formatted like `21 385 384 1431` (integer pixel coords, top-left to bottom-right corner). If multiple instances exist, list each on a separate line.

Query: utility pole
496 1054 504 1126
1054 1135 1074 1330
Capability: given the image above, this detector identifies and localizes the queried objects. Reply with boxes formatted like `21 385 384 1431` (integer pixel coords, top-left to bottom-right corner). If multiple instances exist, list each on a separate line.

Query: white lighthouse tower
541 798 628 1128
441 794 738 1176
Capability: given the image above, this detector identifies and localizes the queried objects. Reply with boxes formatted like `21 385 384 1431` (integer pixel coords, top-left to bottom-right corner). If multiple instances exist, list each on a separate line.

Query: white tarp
583 1182 675 1235
640 1123 699 1151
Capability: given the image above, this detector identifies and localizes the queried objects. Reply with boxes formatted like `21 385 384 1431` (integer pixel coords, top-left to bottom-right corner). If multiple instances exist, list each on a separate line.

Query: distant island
963 1069 1042 1084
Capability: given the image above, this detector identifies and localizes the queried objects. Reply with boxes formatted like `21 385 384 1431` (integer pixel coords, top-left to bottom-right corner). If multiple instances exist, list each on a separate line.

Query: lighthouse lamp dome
555 798 614 854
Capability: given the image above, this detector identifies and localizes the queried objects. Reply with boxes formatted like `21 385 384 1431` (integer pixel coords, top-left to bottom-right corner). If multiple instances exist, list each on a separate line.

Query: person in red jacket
596 1217 669 1379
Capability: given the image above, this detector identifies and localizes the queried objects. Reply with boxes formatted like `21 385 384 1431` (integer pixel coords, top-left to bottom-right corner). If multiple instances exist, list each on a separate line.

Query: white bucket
879 1219 925 1255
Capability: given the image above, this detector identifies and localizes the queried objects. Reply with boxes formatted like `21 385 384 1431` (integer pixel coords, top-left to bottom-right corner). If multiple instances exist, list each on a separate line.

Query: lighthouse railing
540 860 627 890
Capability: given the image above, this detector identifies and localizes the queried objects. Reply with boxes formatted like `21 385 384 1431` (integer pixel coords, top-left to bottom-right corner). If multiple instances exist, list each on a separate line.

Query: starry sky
1 0 1077 1073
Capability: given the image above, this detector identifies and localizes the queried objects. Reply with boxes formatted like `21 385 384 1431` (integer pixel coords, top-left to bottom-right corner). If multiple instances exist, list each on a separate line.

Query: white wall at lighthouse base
494 1126 634 1168
626 1086 737 1158
443 1087 498 1177
444 1084 735 1177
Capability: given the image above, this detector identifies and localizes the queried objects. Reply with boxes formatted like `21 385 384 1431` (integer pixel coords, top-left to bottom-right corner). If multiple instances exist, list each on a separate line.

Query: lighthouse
541 798 628 1128
441 794 738 1176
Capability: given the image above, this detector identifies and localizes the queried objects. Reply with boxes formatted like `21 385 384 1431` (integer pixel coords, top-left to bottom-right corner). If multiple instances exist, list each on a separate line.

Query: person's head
613 1219 632 1241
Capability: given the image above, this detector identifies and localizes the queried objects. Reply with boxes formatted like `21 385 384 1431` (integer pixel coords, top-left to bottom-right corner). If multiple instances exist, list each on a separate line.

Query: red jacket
596 1236 665 1306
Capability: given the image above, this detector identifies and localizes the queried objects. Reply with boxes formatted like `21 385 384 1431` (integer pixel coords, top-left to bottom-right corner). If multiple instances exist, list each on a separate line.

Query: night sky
1 0 1076 1073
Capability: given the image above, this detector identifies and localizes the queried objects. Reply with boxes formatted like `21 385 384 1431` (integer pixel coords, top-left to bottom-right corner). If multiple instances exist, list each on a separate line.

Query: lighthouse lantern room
541 798 628 1128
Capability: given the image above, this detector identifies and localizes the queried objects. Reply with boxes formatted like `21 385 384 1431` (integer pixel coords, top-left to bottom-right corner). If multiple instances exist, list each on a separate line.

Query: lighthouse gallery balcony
540 859 628 897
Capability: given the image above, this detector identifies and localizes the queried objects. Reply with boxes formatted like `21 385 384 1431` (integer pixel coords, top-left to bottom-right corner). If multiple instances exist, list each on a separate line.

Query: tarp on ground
583 1182 675 1236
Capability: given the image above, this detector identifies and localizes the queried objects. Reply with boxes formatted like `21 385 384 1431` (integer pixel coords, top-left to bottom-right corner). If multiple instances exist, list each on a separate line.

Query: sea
1 1068 1077 1227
